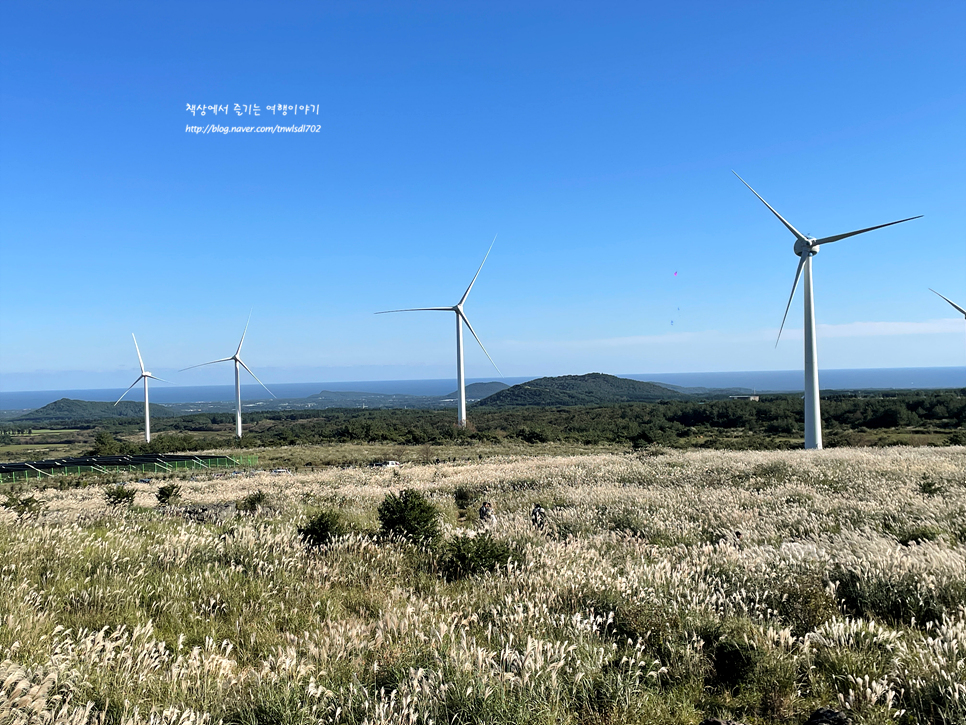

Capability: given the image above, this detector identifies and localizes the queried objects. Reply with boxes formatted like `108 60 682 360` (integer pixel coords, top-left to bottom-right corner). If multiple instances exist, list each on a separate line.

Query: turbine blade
114 377 143 405
813 215 922 246
237 359 276 397
375 307 454 314
459 234 497 306
733 171 808 243
777 253 809 347
930 288 966 317
459 310 503 376
236 310 252 356
132 334 145 374
180 357 233 372
145 374 171 383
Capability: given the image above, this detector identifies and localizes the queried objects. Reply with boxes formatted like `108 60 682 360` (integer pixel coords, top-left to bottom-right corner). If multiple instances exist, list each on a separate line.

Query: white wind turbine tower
377 238 502 428
735 172 921 450
930 289 966 364
181 314 275 438
115 334 169 443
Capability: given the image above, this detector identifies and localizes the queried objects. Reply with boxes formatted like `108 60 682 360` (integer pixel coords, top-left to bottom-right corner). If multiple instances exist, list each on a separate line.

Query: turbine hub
793 239 818 257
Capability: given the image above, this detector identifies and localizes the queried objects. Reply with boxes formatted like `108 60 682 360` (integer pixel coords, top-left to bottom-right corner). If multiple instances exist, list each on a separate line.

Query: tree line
84 389 966 454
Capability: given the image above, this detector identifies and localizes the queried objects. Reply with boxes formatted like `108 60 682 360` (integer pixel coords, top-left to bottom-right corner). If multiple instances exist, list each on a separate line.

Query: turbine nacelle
794 239 818 257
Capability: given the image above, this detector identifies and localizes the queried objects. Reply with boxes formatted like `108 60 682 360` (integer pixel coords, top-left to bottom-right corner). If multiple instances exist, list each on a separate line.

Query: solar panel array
0 453 250 475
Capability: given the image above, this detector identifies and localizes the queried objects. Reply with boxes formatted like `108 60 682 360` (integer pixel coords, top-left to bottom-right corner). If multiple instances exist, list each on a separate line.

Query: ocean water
1 367 963 412
624 367 966 393
0 378 530 411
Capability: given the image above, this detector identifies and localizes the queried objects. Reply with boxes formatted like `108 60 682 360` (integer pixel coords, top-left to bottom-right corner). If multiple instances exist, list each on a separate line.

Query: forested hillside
15 398 173 422
480 373 691 407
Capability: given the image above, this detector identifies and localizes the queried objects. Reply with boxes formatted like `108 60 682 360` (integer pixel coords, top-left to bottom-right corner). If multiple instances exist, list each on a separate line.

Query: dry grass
1 446 964 724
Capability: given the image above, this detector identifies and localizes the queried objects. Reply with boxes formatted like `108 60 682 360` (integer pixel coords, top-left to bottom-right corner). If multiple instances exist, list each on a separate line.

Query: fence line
0 456 259 484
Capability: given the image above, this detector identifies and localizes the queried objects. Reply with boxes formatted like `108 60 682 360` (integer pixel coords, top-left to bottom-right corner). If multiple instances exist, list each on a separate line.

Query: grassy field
1 447 965 724
0 428 90 461
0 442 75 457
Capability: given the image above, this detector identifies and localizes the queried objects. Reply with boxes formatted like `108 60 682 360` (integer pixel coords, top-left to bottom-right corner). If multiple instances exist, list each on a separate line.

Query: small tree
236 490 267 512
104 484 136 508
453 485 482 511
2 492 45 517
377 489 441 545
299 509 349 547
439 532 520 582
90 431 121 456
155 483 182 505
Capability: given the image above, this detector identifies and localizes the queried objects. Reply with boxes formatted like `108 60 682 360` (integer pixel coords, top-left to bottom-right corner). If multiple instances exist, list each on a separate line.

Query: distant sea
1 367 963 412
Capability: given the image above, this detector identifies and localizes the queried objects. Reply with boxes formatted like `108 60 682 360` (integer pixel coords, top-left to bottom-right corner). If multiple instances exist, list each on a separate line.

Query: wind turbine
734 172 921 450
377 237 502 428
115 334 169 443
930 289 966 319
181 314 275 438
930 288 966 364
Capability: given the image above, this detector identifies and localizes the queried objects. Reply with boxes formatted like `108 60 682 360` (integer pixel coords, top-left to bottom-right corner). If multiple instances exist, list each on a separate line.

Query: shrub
377 489 441 545
895 524 943 546
155 483 182 505
751 460 795 484
453 485 482 510
708 636 760 689
945 430 966 445
772 571 838 637
2 492 45 516
832 564 963 626
630 426 673 448
917 475 946 497
299 509 349 547
439 532 520 581
236 490 268 512
89 431 123 456
104 484 136 508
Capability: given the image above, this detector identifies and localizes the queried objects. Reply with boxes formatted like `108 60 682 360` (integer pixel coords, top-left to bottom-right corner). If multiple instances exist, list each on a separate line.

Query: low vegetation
1 447 964 723
1 491 45 517
235 489 268 512
298 508 351 547
102 483 136 508
377 488 443 545
155 483 182 506
2 389 963 464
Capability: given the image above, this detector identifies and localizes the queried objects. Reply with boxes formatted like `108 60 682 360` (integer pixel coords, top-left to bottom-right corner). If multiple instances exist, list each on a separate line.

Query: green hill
476 373 691 408
16 398 173 422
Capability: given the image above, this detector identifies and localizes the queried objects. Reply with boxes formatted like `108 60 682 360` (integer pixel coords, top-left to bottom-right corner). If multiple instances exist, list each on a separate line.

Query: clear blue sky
1 1 964 391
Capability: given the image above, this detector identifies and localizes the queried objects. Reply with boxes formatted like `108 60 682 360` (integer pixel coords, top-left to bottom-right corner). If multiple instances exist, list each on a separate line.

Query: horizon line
2 364 965 396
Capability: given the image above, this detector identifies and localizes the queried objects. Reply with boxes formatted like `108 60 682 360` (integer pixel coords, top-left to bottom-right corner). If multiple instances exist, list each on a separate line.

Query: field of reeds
2 447 965 724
